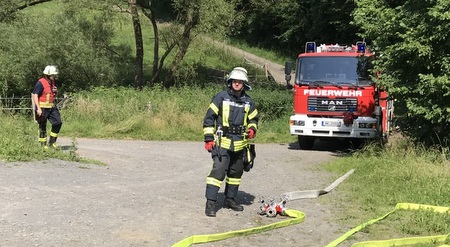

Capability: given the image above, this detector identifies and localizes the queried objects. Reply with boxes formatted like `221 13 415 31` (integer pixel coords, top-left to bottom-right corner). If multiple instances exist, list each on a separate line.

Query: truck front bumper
289 115 378 139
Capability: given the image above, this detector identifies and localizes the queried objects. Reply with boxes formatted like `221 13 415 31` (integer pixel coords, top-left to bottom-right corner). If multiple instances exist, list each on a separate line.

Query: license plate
322 121 341 127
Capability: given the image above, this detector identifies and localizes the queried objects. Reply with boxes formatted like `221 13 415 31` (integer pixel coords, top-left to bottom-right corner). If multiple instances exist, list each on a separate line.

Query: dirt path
0 138 351 247
212 41 288 85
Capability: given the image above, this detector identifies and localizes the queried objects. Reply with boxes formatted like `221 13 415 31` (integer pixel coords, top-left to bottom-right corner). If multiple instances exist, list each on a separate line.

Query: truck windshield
296 56 374 86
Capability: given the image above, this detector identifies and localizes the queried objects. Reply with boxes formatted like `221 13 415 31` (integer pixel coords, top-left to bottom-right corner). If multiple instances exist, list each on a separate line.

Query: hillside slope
213 41 288 85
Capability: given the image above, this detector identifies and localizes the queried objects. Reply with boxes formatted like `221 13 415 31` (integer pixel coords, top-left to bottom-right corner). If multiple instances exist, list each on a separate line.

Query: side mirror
285 61 293 89
285 61 292 75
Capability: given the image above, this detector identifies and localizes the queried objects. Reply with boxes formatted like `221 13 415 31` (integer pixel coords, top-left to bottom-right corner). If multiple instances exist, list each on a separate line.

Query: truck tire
298 136 315 150
349 139 364 149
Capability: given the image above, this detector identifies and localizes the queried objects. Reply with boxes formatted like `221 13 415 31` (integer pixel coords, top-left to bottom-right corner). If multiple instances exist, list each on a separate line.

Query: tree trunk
2 0 53 22
130 0 144 89
164 7 199 87
14 0 53 11
142 7 161 86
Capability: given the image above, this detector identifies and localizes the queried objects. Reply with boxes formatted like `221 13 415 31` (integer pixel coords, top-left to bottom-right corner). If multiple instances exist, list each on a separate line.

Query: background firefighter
32 65 63 148
202 67 259 217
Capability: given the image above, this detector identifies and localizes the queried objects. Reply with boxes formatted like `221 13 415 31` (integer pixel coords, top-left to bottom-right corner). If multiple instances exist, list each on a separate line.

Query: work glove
204 141 215 152
247 128 255 139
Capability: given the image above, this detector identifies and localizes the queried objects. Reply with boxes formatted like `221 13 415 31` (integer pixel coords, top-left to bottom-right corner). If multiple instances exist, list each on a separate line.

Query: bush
0 3 133 97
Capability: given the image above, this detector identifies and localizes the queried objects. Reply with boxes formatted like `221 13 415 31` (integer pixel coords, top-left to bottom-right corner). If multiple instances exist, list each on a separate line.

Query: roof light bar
305 42 316 53
356 41 366 53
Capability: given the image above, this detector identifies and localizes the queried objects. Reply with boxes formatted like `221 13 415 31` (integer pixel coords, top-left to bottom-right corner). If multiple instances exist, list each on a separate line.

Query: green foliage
0 1 133 96
0 1 18 22
354 0 450 146
235 0 360 57
172 0 243 39
251 85 292 122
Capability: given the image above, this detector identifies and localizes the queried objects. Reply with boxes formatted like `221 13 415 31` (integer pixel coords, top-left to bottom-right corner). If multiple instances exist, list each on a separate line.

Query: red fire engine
285 41 394 150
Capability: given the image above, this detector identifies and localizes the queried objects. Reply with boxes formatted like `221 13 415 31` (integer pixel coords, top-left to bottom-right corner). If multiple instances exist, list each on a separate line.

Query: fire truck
285 41 394 150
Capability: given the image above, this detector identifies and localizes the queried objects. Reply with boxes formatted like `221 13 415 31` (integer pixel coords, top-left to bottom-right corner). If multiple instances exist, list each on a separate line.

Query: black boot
205 199 216 217
39 131 47 147
48 136 58 148
224 198 244 211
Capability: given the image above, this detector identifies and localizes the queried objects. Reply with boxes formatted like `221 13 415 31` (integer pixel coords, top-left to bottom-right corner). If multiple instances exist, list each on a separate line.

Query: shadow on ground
288 139 365 155
213 191 256 212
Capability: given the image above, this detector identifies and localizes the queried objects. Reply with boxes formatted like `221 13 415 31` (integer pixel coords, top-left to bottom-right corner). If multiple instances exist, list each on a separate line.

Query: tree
132 0 241 87
354 0 450 146
236 0 359 57
0 0 53 22
129 0 144 88
163 0 200 87
0 0 131 95
167 0 243 86
137 0 178 86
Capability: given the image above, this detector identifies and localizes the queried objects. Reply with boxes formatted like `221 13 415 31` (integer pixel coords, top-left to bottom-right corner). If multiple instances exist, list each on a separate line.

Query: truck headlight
290 120 305 126
359 123 376 129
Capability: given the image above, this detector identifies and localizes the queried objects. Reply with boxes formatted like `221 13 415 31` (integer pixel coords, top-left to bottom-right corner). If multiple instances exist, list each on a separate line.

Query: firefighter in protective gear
203 66 259 217
32 65 63 148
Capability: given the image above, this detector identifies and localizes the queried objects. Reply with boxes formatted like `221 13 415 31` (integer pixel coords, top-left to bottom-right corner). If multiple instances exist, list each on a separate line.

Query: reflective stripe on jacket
203 89 259 152
38 77 55 108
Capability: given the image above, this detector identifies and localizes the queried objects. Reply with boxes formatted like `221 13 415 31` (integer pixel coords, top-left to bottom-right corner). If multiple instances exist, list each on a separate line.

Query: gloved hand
204 141 215 152
248 128 255 139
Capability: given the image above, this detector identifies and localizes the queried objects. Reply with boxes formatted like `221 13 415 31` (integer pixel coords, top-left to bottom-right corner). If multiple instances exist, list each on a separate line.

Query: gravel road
0 138 351 247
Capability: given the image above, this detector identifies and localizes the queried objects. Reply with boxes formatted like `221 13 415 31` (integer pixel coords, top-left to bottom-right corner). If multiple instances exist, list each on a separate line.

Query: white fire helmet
43 65 59 76
227 67 252 90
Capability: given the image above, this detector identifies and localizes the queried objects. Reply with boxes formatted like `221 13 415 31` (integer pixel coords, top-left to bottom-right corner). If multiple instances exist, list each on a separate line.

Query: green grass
0 85 294 161
360 209 450 243
60 85 293 142
323 137 450 245
342 208 450 247
0 114 90 163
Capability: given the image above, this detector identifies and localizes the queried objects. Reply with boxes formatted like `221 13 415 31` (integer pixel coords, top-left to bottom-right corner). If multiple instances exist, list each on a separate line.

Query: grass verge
0 114 99 164
323 135 450 245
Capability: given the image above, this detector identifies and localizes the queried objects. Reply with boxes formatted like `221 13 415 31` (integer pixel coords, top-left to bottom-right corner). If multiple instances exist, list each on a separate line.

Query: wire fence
0 94 70 112
0 97 32 111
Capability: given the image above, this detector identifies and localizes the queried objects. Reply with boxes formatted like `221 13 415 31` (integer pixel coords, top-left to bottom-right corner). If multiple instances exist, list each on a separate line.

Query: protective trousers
205 149 244 201
37 107 62 146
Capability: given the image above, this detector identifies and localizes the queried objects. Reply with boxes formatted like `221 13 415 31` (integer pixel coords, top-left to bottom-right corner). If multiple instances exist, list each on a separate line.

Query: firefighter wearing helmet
202 66 259 217
31 65 63 148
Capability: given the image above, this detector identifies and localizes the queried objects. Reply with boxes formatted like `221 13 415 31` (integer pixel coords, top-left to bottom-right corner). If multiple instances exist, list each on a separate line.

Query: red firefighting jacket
37 77 56 108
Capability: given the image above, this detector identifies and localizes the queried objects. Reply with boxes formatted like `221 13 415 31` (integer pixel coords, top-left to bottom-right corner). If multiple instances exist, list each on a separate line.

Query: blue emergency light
305 42 316 53
356 42 366 53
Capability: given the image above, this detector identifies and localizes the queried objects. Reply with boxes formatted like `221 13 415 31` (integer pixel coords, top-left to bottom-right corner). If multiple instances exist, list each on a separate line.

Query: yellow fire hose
172 169 353 247
326 203 450 247
171 209 305 247
172 169 450 247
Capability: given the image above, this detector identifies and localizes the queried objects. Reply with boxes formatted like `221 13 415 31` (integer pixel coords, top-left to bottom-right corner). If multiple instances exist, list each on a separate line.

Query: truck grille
308 97 358 112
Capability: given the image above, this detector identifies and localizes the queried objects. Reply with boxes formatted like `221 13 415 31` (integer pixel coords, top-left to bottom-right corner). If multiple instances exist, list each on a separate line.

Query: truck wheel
380 136 388 145
298 136 315 150
349 139 364 149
